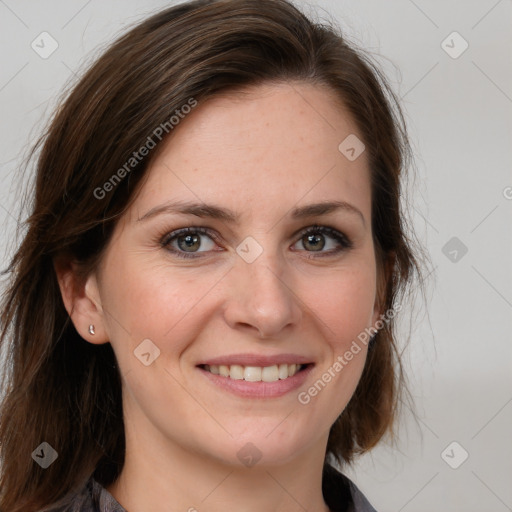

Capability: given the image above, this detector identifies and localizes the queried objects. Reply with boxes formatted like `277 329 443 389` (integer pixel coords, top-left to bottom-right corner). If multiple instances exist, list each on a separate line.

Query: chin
196 422 319 469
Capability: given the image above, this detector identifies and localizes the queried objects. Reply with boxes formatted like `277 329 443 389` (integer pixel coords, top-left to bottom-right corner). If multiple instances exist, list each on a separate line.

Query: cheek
103 260 224 365
308 264 377 349
296 266 375 425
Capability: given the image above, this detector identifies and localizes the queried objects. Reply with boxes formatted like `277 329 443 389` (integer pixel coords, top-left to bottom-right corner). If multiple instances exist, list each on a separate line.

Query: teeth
261 365 279 382
278 363 289 380
204 363 302 381
229 364 244 380
244 366 261 382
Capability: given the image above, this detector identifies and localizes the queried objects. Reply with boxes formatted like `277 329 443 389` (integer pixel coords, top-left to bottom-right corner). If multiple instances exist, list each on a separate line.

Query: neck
107 424 332 512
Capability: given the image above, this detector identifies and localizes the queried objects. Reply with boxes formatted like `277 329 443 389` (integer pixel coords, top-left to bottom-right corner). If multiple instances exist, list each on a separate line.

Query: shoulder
46 468 376 512
40 478 125 512
37 479 97 512
323 463 378 512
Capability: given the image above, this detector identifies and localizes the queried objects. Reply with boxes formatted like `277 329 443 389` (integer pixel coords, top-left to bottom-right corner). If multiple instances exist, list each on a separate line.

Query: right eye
161 227 222 259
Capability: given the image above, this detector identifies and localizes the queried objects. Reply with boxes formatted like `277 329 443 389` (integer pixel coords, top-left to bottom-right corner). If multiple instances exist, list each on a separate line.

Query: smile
201 363 305 382
196 362 314 398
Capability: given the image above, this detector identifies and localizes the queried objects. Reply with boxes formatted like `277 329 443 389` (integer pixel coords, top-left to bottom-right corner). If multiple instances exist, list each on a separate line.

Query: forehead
130 81 371 224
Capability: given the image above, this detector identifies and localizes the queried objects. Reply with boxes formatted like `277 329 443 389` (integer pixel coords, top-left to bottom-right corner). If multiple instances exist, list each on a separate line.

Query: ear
53 254 109 345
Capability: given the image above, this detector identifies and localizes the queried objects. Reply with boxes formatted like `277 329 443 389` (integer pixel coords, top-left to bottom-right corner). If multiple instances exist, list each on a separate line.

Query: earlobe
53 256 109 345
85 275 104 314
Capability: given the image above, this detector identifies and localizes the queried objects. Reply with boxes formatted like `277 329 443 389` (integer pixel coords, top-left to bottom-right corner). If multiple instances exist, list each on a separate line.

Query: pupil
179 234 200 251
305 233 324 251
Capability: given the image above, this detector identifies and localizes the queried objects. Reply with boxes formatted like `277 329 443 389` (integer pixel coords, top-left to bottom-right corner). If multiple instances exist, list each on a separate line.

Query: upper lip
197 353 314 367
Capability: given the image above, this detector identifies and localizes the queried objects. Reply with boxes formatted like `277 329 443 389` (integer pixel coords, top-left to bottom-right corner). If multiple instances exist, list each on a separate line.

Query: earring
368 333 377 350
88 324 95 335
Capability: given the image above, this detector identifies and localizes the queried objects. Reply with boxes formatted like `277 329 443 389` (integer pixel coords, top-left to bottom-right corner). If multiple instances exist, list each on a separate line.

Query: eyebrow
137 199 365 227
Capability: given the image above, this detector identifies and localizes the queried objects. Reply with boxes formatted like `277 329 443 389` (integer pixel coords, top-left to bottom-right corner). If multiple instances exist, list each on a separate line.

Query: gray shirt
49 464 377 512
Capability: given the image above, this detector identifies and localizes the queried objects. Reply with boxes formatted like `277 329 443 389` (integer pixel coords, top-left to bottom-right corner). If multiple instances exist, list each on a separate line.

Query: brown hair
0 0 425 510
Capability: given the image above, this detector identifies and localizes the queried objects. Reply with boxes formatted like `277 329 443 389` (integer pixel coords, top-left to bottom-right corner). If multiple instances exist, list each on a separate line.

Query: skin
56 81 383 512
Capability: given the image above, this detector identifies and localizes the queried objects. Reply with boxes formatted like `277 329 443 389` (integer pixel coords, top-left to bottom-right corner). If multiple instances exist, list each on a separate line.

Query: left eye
291 225 351 255
161 225 352 259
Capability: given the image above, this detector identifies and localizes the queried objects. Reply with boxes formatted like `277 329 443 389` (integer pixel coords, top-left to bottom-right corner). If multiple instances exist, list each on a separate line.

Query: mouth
196 360 314 398
198 363 310 382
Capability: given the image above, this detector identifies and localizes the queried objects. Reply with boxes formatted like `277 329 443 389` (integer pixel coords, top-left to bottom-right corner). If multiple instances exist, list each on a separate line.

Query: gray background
0 1 511 511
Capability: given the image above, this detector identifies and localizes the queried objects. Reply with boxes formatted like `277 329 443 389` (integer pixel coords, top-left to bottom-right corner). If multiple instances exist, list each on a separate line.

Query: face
85 81 381 467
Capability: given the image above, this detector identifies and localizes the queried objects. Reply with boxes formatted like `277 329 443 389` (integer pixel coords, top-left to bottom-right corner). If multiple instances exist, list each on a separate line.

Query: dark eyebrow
137 200 365 227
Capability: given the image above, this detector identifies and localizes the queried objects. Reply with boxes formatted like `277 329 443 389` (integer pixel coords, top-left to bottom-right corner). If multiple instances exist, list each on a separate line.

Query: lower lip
197 365 314 398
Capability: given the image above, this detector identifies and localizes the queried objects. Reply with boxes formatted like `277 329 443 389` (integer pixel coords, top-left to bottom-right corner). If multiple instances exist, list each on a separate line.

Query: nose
222 248 302 339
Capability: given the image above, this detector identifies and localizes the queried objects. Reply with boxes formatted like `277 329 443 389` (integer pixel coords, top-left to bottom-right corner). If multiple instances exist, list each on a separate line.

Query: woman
0 0 424 510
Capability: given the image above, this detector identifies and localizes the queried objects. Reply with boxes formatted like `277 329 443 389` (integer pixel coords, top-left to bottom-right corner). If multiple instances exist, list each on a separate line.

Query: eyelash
159 224 353 260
